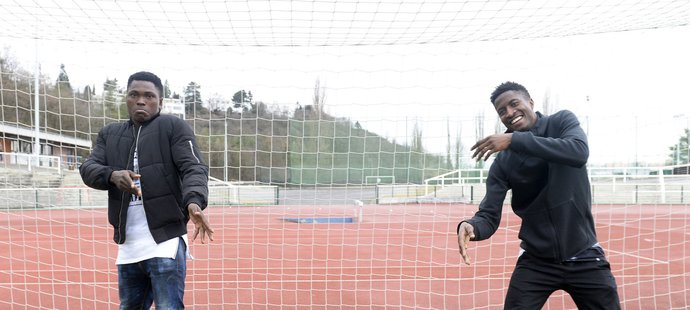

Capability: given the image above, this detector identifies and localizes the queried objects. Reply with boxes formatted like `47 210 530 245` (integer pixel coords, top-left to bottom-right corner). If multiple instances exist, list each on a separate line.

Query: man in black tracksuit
80 71 213 309
457 81 620 309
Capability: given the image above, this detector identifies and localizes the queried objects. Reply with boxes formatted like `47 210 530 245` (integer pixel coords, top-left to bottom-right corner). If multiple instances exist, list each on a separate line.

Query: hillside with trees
0 53 452 186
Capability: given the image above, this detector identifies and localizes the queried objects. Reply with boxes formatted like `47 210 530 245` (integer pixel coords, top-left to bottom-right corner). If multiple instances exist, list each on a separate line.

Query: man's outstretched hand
188 203 214 244
458 222 475 265
471 133 512 161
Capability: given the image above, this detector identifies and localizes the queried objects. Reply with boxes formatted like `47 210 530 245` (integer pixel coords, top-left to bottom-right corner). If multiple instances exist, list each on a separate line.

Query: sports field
1 202 687 309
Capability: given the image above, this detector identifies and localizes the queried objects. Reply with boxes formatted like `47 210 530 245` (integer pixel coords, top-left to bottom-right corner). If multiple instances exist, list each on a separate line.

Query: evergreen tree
103 78 121 118
668 128 690 165
82 85 93 100
164 79 172 98
56 64 72 93
184 82 201 109
232 90 253 113
184 81 205 115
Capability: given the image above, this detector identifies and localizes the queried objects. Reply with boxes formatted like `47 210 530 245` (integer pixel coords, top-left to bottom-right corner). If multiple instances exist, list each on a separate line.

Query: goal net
1 0 690 309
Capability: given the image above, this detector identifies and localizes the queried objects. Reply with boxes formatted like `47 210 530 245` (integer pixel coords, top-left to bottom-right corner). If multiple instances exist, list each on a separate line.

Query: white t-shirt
116 148 188 265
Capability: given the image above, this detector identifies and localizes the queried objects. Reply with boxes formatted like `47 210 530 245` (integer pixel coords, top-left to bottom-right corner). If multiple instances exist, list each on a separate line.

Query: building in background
162 98 185 119
0 122 91 171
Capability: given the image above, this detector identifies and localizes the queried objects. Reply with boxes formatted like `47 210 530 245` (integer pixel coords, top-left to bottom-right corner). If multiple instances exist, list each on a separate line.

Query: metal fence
377 165 690 205
0 185 279 210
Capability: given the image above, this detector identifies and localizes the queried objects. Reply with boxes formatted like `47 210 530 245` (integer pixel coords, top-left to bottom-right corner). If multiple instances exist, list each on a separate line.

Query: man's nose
505 106 516 117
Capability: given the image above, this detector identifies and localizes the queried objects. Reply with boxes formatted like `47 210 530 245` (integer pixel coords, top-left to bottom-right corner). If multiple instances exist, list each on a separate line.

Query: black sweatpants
504 252 621 309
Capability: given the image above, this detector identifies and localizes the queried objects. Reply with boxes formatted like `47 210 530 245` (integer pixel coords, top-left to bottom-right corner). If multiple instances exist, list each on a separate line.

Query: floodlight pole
674 113 689 165
224 108 228 182
32 39 40 172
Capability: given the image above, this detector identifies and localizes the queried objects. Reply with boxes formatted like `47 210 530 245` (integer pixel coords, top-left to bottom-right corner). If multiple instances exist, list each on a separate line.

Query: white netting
1 0 689 46
1 0 690 309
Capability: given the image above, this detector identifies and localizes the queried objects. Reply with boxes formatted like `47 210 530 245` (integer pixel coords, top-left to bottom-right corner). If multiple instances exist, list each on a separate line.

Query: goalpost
1 1 690 309
364 175 395 185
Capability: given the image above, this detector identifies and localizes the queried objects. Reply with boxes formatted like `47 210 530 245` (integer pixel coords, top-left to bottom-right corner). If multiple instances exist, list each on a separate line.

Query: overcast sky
1 11 689 165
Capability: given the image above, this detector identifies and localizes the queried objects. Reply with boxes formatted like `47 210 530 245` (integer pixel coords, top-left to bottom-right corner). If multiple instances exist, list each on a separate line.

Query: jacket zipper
116 125 142 244
545 209 562 262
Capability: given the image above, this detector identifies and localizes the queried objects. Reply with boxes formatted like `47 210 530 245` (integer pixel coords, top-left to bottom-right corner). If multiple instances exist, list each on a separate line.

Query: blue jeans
117 238 186 310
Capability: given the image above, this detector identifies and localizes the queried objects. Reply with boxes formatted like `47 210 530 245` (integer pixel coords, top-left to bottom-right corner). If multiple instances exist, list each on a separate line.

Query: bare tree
312 78 326 115
446 118 452 169
206 92 228 113
494 116 504 134
475 111 485 142
542 89 558 115
455 125 463 169
446 118 464 170
475 111 485 168
412 121 423 152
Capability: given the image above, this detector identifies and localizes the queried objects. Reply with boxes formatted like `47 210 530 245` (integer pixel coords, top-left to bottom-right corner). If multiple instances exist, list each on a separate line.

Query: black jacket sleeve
463 157 510 241
510 110 588 168
79 127 115 190
170 118 209 210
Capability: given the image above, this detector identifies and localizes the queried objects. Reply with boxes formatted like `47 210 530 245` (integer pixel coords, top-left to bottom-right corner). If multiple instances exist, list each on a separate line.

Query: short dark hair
127 71 163 97
490 81 531 104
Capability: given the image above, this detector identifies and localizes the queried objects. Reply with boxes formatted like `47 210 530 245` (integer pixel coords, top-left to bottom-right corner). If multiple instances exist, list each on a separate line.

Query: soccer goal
364 175 395 185
1 1 690 309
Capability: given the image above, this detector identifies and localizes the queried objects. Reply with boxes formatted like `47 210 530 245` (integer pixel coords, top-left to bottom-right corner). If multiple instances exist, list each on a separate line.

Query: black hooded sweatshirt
461 110 597 262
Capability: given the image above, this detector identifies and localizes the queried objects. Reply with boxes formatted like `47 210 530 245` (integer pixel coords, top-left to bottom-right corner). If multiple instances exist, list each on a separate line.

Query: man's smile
510 115 524 125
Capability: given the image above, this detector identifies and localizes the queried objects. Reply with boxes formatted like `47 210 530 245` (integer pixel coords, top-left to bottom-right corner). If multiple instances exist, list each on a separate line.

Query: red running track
0 203 688 309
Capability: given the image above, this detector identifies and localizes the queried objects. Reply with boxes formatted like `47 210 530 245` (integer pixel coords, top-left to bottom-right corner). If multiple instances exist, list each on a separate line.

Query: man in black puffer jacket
457 81 620 309
80 71 213 310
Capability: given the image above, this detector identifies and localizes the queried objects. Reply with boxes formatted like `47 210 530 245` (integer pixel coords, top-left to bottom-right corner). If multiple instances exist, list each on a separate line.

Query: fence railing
385 165 690 205
0 152 63 174
0 184 280 210
376 182 689 205
2 164 688 208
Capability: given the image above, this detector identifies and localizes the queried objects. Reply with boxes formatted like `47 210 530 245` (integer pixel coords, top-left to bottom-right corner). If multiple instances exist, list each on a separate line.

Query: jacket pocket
547 199 596 258
144 194 184 229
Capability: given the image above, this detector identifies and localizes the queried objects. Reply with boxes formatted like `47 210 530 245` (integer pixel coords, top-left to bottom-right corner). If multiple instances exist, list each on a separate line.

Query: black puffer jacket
80 113 209 244
462 110 597 262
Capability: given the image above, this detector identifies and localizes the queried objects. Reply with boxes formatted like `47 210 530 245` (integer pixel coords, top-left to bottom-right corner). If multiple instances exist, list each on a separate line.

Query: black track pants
504 252 621 309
